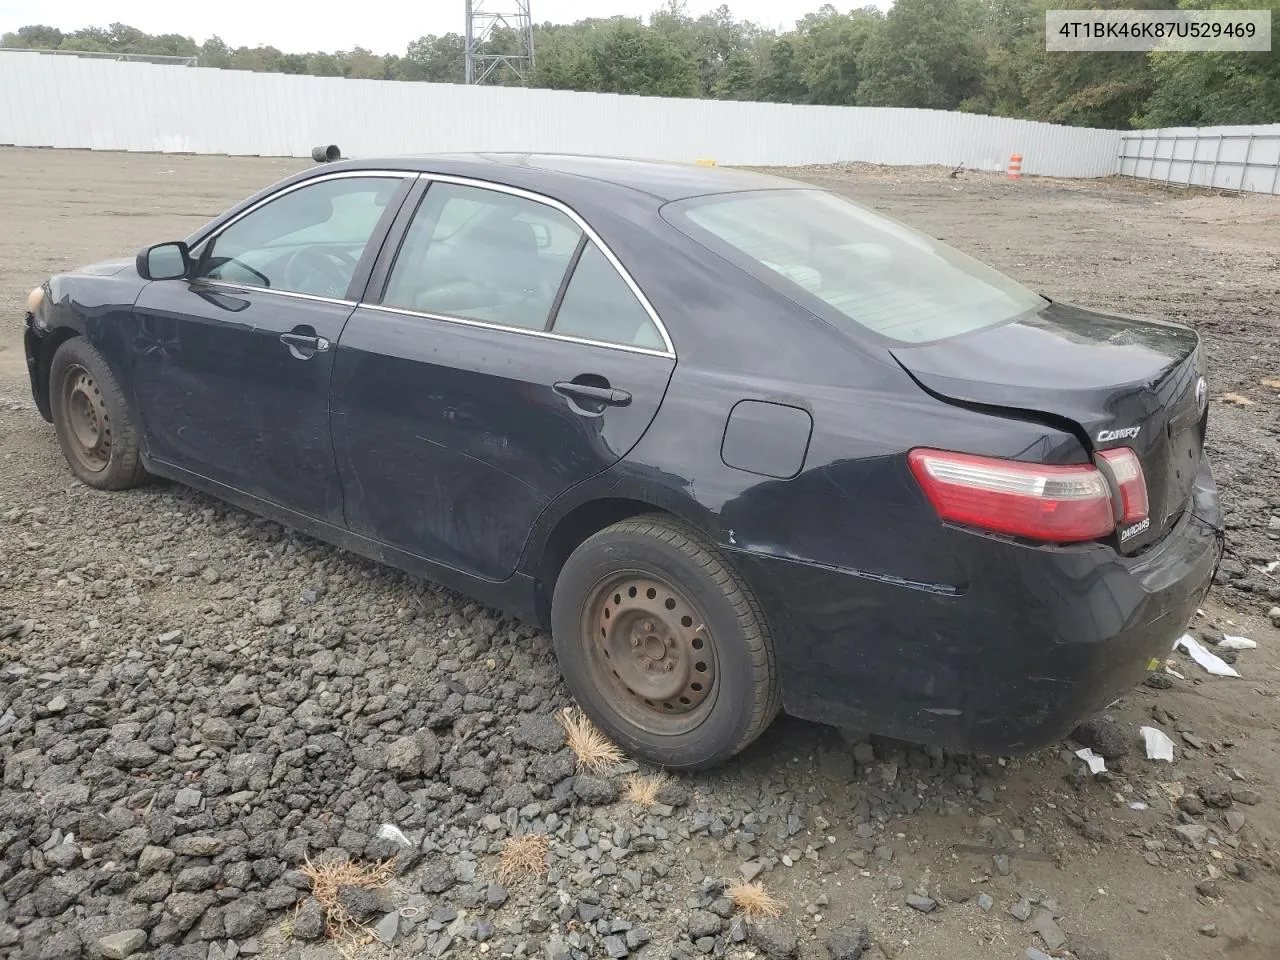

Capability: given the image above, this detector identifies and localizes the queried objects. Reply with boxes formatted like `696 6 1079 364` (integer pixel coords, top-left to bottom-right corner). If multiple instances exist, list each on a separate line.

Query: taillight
908 448 1115 543
1095 448 1149 524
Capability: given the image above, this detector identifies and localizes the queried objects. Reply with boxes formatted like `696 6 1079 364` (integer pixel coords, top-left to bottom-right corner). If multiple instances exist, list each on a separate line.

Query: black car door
130 172 414 524
331 177 676 581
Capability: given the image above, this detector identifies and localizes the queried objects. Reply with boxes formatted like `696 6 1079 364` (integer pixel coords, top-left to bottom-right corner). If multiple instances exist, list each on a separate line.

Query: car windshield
666 188 1047 344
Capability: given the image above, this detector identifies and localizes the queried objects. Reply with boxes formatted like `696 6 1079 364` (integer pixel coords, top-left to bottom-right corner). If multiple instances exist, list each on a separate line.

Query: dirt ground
2 147 1279 960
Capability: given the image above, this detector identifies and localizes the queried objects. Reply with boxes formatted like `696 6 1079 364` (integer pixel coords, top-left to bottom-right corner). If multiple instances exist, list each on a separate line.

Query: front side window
383 182 582 331
197 176 402 299
666 189 1047 344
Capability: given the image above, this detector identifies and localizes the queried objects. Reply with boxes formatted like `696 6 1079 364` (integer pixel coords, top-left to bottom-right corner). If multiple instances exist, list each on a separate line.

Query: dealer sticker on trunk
1120 517 1151 541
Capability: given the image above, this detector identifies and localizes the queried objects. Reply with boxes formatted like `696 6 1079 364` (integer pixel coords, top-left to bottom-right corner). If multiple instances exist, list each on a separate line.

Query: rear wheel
49 338 148 490
551 514 779 770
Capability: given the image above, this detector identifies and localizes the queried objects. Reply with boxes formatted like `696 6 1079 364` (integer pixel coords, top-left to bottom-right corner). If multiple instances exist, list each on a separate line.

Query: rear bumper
733 456 1224 754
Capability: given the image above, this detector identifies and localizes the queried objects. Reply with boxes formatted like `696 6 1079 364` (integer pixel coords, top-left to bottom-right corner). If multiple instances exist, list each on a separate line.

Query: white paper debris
376 823 412 848
1219 635 1257 650
1128 801 1149 810
1141 726 1176 762
1075 747 1107 774
1176 634 1241 678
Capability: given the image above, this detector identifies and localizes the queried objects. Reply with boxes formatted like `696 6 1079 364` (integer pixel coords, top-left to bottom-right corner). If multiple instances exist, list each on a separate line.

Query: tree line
4 0 1277 129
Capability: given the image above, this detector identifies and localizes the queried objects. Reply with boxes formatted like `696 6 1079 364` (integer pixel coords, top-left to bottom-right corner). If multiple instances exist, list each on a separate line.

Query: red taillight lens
908 448 1116 543
1096 447 1149 524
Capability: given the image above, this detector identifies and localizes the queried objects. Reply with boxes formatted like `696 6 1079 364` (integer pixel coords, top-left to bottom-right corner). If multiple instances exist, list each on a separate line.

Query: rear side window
382 182 582 331
552 242 665 351
666 188 1046 344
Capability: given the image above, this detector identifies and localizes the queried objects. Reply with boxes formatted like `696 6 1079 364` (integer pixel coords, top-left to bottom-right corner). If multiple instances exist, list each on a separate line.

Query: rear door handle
279 332 330 358
553 381 632 407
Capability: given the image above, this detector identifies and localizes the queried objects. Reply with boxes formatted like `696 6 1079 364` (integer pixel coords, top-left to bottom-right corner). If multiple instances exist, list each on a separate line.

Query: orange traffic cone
1007 154 1023 181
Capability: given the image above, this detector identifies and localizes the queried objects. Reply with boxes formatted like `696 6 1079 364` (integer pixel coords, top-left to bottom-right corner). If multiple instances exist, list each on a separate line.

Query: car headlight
27 286 45 313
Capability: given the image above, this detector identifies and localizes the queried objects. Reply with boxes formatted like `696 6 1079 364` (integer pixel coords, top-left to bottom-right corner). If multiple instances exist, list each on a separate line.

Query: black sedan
23 152 1224 769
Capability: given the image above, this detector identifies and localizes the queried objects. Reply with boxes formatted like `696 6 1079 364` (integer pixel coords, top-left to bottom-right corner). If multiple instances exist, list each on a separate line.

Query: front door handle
280 331 330 359
553 381 632 407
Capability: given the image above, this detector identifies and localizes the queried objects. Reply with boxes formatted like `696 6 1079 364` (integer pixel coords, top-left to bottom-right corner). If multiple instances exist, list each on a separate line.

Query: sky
0 1 872 57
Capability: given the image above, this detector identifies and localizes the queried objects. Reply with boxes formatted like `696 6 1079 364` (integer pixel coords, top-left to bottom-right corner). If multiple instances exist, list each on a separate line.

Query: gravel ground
1 148 1279 960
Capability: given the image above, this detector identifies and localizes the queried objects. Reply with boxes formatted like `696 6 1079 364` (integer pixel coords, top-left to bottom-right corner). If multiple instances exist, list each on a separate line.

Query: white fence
1 50 1277 194
0 50 1119 176
1119 126 1280 195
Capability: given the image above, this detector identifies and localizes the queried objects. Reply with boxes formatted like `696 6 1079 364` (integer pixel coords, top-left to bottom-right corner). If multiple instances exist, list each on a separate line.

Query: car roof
347 152 803 202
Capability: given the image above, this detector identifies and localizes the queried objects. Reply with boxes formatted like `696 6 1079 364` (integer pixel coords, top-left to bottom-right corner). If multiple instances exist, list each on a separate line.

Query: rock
130 872 172 904
1195 880 1220 899
486 883 509 907
1144 672 1174 690
166 892 216 931
545 938 572 960
1009 899 1033 922
173 835 224 857
256 597 284 626
603 935 629 958
626 929 651 949
573 775 618 805
223 896 267 938
450 767 490 795
1073 718 1129 759
1026 950 1053 960
750 918 798 960
654 781 690 807
374 912 400 944
905 894 936 913
943 886 971 903
514 714 566 752
39 929 81 960
201 717 237 747
420 862 456 894
1031 909 1066 950
98 931 148 960
853 742 876 765
386 731 440 777
1226 810 1246 833
1199 924 1218 938
1173 824 1208 847
993 854 1011 876
976 894 994 912
34 877 79 917
688 911 723 939
1178 795 1206 816
292 898 326 941
1198 783 1234 808
337 885 381 920
1231 788 1262 806
827 923 871 960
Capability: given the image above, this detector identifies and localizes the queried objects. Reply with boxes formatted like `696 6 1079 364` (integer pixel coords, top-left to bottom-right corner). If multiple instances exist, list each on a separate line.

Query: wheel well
32 327 79 421
532 498 670 627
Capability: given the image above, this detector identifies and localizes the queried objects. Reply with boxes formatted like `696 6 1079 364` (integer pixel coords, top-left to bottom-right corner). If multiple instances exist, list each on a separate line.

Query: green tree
1 25 65 48
1142 0 1280 125
856 0 984 108
401 33 466 83
795 5 882 105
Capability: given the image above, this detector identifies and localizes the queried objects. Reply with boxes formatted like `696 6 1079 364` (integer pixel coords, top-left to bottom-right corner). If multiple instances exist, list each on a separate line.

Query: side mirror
137 241 191 281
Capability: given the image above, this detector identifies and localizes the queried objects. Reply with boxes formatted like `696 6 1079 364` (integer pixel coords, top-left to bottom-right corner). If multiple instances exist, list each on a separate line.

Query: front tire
551 514 779 770
49 338 148 490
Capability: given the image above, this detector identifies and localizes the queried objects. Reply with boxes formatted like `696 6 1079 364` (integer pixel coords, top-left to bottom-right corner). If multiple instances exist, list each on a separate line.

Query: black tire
49 337 148 491
551 513 780 770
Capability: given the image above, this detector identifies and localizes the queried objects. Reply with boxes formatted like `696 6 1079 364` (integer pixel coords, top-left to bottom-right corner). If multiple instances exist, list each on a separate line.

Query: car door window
382 182 582 330
197 176 402 299
550 241 665 350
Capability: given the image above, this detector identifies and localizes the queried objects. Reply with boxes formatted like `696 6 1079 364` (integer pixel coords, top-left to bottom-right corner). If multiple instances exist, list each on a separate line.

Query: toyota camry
23 152 1224 769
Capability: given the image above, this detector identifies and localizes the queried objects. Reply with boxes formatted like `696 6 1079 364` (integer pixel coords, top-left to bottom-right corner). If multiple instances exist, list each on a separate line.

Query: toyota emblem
1195 376 1207 412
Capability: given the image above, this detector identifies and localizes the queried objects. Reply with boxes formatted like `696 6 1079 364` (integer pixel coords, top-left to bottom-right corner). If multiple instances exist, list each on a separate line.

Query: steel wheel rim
582 572 718 735
60 364 111 473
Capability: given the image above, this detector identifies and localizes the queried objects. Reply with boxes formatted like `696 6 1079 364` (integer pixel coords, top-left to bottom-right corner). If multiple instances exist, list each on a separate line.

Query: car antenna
311 144 342 164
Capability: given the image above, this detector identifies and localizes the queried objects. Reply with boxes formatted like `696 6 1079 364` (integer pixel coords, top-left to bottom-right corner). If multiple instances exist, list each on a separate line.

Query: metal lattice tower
464 0 534 84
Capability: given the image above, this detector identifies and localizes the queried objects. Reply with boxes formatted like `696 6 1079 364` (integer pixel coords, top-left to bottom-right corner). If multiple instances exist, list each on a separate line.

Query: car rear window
665 189 1046 344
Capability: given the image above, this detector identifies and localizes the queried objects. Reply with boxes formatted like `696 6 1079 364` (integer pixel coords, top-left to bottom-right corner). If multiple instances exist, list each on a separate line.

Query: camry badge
1195 376 1207 412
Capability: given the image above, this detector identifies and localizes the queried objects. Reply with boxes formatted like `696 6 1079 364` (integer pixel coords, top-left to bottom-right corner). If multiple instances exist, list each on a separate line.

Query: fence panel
0 51 1123 176
1119 126 1280 195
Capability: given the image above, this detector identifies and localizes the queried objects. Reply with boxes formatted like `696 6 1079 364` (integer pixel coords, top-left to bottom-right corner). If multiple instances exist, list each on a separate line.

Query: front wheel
550 515 779 770
49 338 148 490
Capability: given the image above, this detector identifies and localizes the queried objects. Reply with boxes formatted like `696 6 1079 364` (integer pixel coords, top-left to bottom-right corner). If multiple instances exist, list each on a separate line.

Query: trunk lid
892 301 1207 553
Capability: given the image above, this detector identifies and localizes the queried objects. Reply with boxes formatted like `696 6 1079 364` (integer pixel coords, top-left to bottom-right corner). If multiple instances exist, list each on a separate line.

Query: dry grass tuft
557 707 624 773
726 879 785 918
297 855 396 944
626 772 670 807
497 833 550 884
